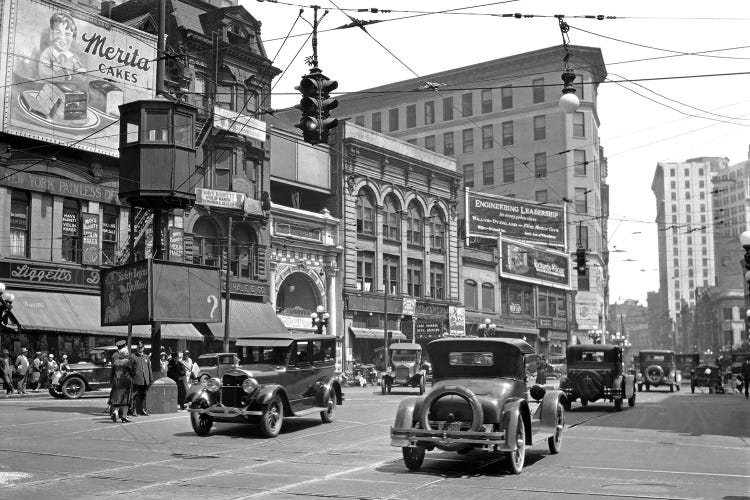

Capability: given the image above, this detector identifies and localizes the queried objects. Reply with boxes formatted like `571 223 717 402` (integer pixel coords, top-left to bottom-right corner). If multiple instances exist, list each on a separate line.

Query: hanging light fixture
557 16 579 114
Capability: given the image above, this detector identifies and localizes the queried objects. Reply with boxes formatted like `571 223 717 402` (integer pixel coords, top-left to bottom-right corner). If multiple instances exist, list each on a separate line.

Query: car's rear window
449 352 493 366
643 354 669 362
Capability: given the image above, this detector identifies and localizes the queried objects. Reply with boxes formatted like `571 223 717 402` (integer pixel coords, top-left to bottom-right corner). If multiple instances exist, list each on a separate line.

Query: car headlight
206 378 222 392
242 378 259 394
704 368 711 375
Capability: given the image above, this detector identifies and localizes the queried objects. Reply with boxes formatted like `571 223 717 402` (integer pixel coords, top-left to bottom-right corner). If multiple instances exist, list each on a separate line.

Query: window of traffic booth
10 190 30 258
61 198 81 263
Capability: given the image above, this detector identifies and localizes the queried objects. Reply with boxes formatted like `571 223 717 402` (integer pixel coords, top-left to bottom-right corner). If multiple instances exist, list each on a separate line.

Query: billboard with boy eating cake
0 0 156 156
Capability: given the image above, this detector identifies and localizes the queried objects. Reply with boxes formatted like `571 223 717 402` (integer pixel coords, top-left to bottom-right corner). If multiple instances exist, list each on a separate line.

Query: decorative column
269 261 277 311
324 259 338 337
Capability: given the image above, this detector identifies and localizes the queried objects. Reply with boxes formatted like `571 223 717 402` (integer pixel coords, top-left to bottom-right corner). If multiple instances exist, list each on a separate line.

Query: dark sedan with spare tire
558 345 636 411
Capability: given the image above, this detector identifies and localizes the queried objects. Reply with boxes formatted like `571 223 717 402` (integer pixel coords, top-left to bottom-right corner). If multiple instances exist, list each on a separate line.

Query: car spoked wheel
61 377 85 399
402 445 426 471
547 403 563 454
259 395 284 438
506 415 526 474
320 392 336 423
190 401 213 436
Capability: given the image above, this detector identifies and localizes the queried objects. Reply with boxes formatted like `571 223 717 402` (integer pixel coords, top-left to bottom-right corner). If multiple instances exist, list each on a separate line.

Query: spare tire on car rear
573 370 604 402
645 365 664 384
419 385 483 432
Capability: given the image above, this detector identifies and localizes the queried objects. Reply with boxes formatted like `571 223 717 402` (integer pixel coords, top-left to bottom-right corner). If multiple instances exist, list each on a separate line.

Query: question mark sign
207 295 218 318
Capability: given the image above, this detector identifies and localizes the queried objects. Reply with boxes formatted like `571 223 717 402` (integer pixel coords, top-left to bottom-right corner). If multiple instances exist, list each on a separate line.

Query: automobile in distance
381 343 427 395
637 350 680 392
187 333 343 438
558 345 636 411
546 355 566 379
676 353 700 379
690 364 724 394
195 353 240 384
49 344 151 399
390 337 566 475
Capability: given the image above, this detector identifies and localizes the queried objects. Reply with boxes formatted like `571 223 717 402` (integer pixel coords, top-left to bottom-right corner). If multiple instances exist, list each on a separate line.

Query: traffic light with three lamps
295 68 339 145
576 246 587 276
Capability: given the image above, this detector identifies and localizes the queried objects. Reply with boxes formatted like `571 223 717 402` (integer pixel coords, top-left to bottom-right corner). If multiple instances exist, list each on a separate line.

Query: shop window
504 284 532 316
10 190 30 258
430 263 444 300
101 205 119 265
464 280 478 309
406 201 423 245
383 255 399 294
61 199 81 263
481 283 495 312
382 195 400 241
356 189 375 235
356 251 374 291
407 259 423 297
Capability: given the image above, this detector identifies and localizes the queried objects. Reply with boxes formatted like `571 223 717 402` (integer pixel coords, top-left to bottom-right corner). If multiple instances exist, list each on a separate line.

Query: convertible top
428 337 534 355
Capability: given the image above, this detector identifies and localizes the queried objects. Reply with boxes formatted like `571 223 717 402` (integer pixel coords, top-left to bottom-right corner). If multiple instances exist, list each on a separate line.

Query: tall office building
652 157 726 323
311 44 610 341
712 153 750 289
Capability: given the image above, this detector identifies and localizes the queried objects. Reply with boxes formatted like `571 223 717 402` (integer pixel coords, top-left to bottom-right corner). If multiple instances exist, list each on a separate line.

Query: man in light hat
45 354 58 388
1 350 14 395
15 347 29 394
30 352 43 391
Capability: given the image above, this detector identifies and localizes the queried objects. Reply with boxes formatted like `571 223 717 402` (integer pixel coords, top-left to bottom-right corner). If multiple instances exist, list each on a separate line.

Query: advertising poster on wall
101 260 150 326
81 213 99 265
449 306 465 336
499 237 571 289
466 190 566 247
2 0 156 156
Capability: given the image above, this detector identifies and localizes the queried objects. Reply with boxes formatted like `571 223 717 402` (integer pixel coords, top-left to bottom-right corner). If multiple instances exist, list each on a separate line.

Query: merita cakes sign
0 0 157 156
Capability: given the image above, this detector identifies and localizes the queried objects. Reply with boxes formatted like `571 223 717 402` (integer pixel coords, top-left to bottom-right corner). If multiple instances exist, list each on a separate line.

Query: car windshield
391 351 418 362
242 346 291 365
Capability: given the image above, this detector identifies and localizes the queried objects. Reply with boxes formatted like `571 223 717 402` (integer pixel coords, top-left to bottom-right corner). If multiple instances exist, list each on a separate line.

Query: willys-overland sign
1 0 156 156
466 190 566 247
499 237 571 289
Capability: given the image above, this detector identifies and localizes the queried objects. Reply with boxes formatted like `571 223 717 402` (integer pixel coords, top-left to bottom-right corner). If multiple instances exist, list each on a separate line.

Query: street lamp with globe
477 318 496 337
311 305 330 335
0 282 14 326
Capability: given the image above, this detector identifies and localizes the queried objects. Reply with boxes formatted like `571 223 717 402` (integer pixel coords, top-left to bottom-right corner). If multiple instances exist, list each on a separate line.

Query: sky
240 0 750 305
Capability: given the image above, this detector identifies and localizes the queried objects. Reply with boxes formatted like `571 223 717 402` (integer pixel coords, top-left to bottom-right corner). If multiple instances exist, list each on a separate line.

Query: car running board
291 406 328 417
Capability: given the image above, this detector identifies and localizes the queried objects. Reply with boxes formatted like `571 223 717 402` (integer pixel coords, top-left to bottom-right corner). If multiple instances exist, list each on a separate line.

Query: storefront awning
236 338 294 347
203 300 288 338
495 325 539 337
10 290 203 339
349 327 406 340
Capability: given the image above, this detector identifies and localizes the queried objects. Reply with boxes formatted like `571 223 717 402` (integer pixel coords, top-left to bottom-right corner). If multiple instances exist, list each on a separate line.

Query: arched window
382 195 400 241
429 207 445 251
406 201 423 245
192 217 220 267
61 198 81 263
231 224 258 279
10 190 30 258
464 280 478 310
356 189 375 235
481 283 495 312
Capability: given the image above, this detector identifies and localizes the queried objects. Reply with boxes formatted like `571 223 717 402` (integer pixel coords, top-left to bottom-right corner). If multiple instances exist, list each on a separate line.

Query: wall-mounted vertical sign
449 306 465 336
62 208 79 236
81 213 100 265
169 227 184 262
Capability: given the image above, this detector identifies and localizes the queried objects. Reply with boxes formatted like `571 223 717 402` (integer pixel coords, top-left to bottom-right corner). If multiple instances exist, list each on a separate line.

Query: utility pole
383 263 389 371
223 217 232 352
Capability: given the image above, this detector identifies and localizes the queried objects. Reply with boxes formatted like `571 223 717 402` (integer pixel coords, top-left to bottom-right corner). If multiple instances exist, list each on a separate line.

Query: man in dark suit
130 341 152 416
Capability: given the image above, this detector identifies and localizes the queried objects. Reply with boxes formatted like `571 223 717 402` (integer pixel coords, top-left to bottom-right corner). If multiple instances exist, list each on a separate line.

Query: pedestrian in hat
30 352 43 392
59 354 69 374
45 354 58 388
129 341 152 416
167 351 187 410
109 341 135 423
15 347 29 394
1 350 14 395
159 352 168 375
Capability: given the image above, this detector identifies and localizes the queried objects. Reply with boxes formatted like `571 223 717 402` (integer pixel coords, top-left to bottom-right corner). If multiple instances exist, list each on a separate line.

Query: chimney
100 0 116 18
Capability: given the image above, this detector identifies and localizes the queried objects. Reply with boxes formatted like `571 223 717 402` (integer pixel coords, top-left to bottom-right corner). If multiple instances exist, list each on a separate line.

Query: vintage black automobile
637 350 679 392
195 353 240 384
187 333 343 438
676 353 700 379
381 343 427 395
559 345 636 411
390 338 566 475
690 364 724 394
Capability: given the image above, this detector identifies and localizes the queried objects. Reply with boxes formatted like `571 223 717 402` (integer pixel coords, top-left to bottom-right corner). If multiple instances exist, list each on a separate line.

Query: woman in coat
110 344 135 422
535 356 547 385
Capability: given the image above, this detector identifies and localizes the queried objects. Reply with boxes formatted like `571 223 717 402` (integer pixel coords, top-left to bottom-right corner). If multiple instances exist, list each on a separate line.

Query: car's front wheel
402 446 425 471
61 377 86 399
190 402 213 436
548 403 563 454
506 415 526 474
259 395 284 438
320 392 336 423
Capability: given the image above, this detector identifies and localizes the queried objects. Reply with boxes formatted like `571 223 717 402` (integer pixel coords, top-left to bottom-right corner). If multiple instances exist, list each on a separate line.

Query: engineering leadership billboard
1 0 156 156
466 190 566 247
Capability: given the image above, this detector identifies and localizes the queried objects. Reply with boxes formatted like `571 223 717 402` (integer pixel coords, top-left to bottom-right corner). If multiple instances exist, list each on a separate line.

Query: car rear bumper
390 426 509 449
